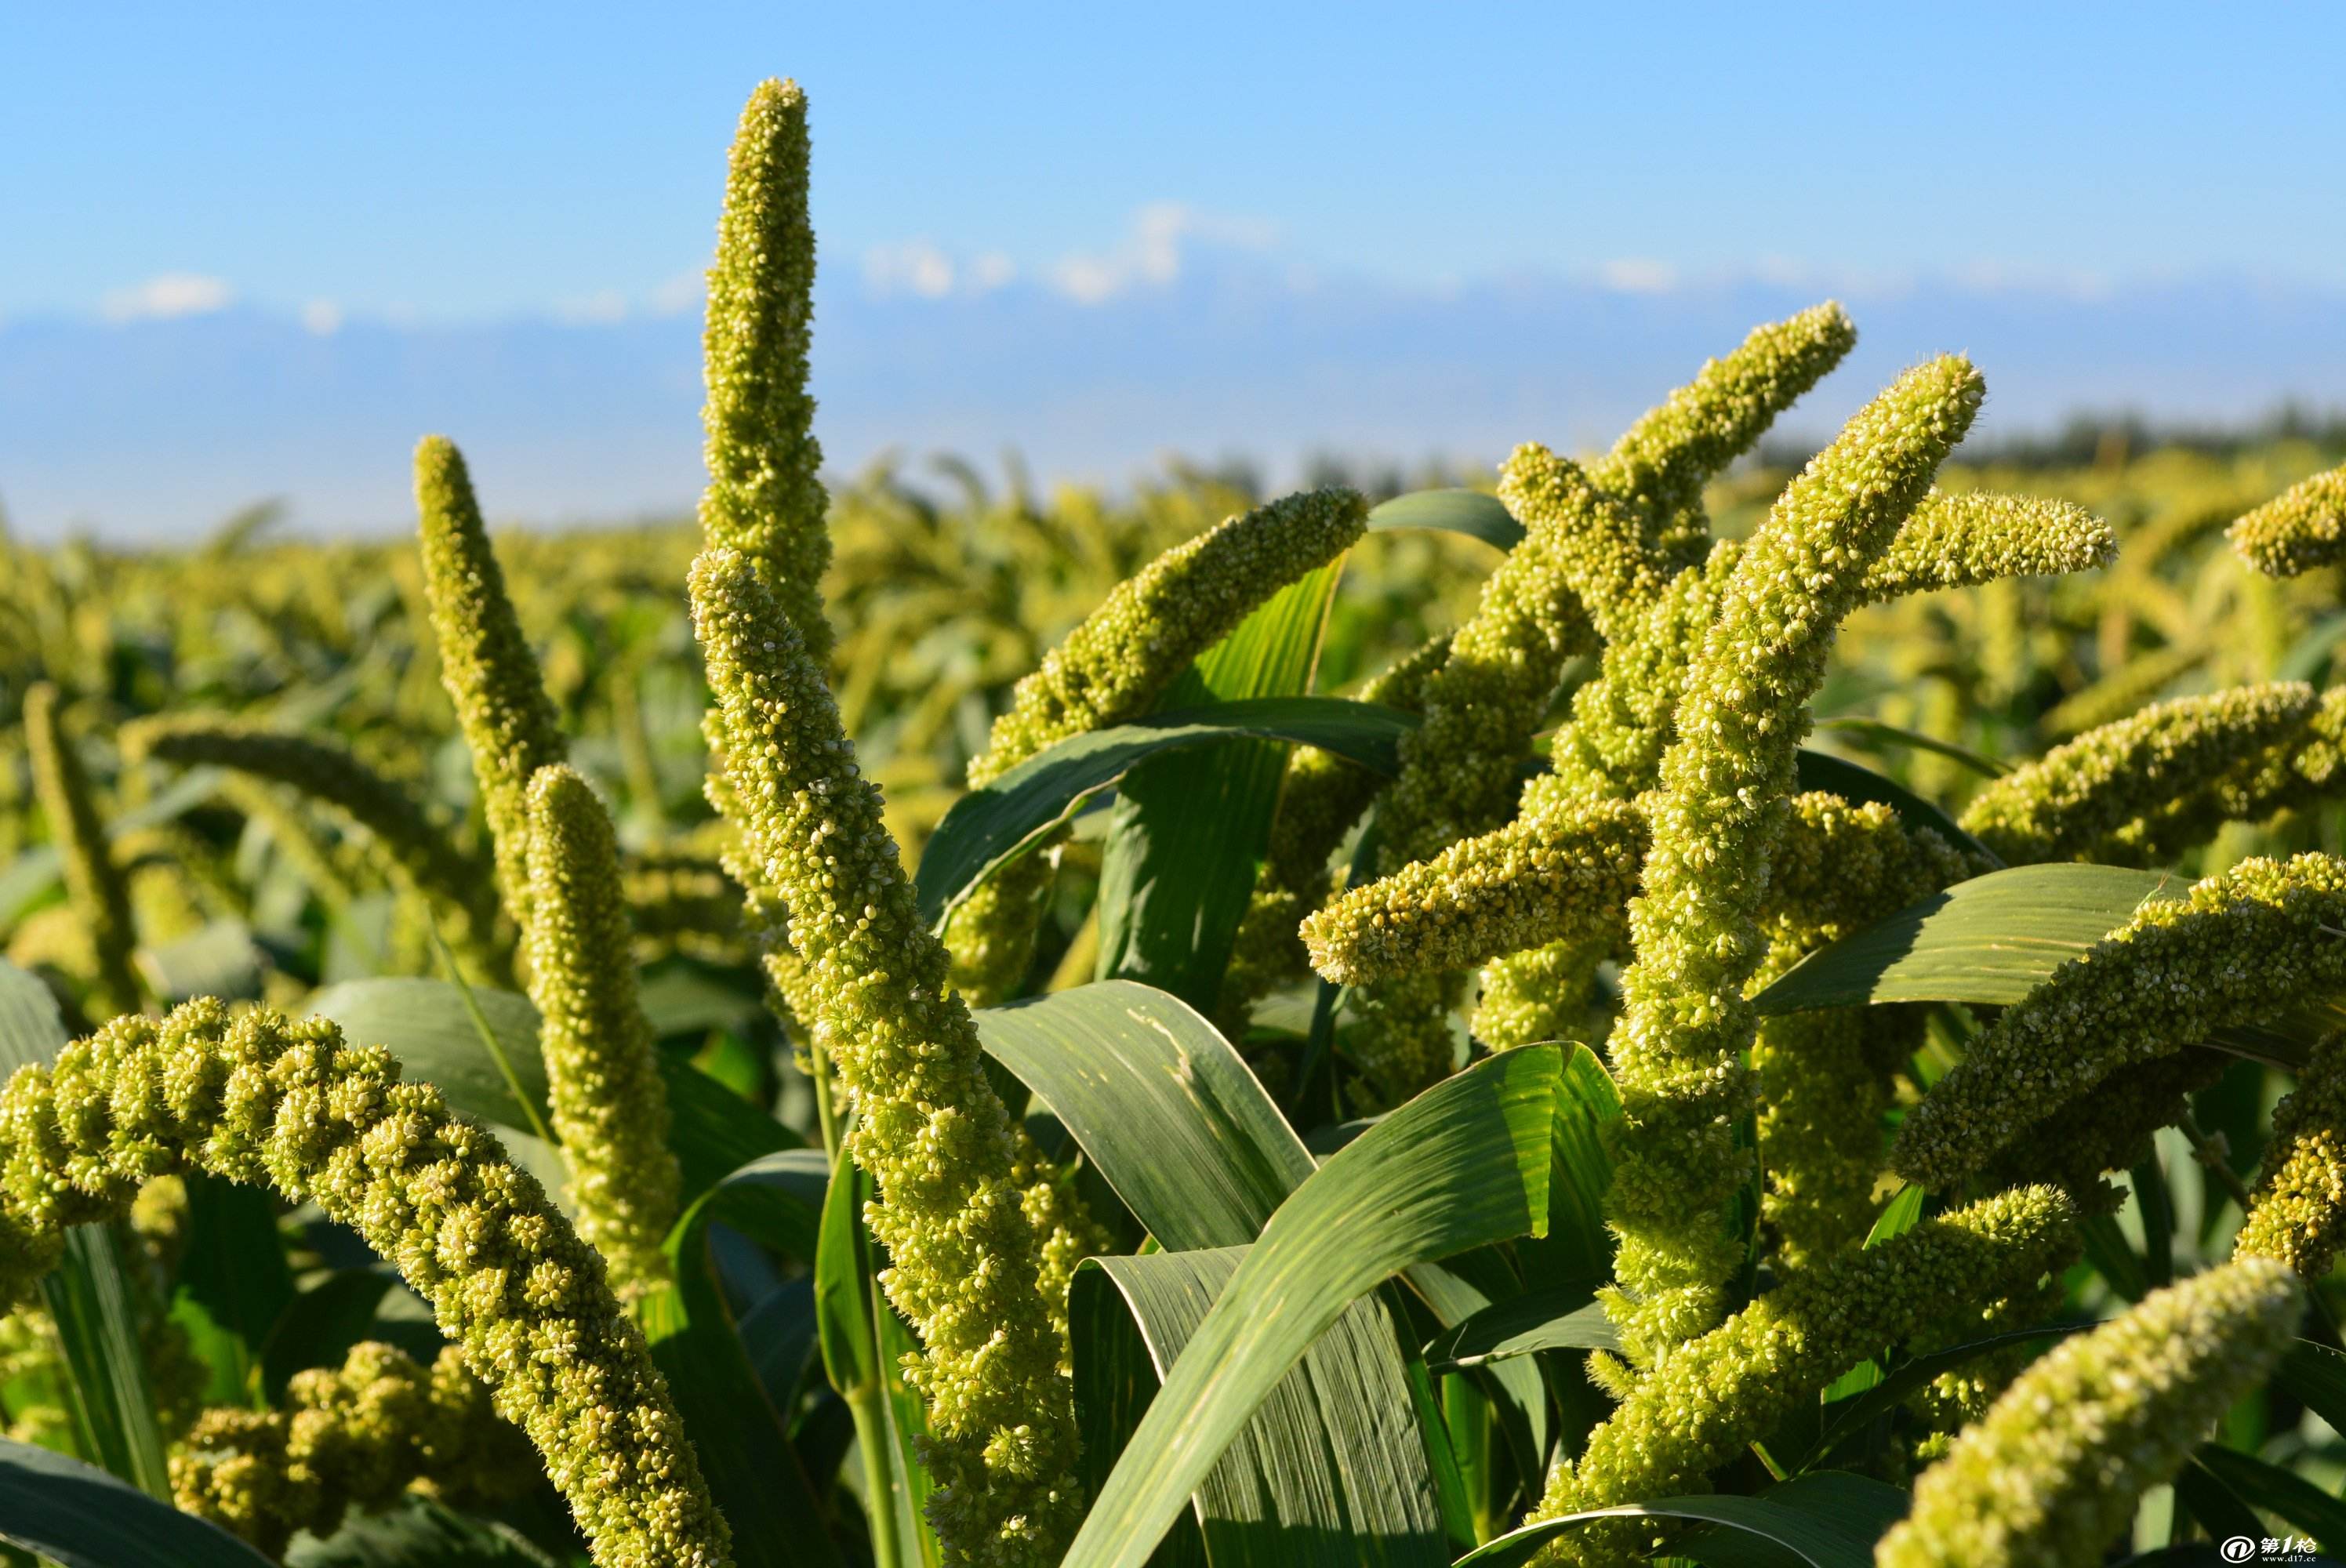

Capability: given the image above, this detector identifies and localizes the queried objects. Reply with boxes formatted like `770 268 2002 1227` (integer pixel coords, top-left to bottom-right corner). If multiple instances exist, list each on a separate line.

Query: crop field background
8 13 2346 1568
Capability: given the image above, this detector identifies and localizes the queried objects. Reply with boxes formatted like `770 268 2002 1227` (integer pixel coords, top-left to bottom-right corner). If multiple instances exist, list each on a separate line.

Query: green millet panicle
2238 1029 2346 1276
968 488 1368 785
172 1339 537 1559
1589 300 1857 564
1877 1257 2299 1568
522 765 681 1299
1353 308 1853 1102
415 437 568 942
1858 490 2115 601
1982 1047 2224 1215
1956 682 2318 865
689 548 1081 1566
124 714 507 978
1526 1185 2075 1567
946 487 1367 1004
2228 460 2346 578
1218 633 1452 1029
1302 797 1646 986
700 78 831 662
23 683 141 1018
0 1000 730 1568
1603 354 1983 1363
1894 852 2346 1190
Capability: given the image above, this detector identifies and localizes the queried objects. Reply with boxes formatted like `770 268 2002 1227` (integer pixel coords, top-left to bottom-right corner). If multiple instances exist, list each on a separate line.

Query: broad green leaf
305 978 794 1200
2173 1457 2269 1554
0 956 68 1072
985 982 1454 1565
1756 864 2184 1015
1095 559 1343 1011
1791 748 1994 865
0 1435 274 1568
1406 1258 1550 1520
1365 490 1523 553
914 697 1418 930
2277 1339 2346 1436
284 1494 558 1567
0 766 225 927
641 1147 842 1568
1453 1471 1905 1568
40 1227 170 1496
1079 1250 1449 1568
136 918 265 1004
1864 1184 1928 1247
1059 1046 1560 1568
172 1173 296 1406
1424 1287 1612 1372
976 982 1310 1247
2193 1443 2346 1549
1516 1044 1620 1291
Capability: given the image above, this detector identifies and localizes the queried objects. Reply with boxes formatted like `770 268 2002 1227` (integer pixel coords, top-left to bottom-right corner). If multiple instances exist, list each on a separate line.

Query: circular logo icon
2220 1539 2257 1564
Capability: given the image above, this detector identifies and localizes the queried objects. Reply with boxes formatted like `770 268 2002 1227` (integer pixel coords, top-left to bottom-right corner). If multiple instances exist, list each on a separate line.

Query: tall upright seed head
690 548 1080 1566
522 764 680 1299
1603 354 1984 1363
700 78 831 662
23 682 141 1018
415 436 567 946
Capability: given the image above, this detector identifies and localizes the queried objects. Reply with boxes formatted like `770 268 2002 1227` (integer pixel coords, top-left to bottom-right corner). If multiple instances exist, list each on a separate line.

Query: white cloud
864 239 960 299
555 289 629 324
1596 258 1679 295
101 273 233 322
969 251 1016 292
649 270 703 317
1047 201 1276 305
300 299 343 336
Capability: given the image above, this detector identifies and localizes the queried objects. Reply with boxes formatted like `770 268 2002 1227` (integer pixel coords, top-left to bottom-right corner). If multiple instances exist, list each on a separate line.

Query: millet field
6 78 2346 1568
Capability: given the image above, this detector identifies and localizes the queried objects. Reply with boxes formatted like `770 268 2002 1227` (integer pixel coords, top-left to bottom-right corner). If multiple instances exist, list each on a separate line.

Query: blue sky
9 4 2340 322
5 5 2344 538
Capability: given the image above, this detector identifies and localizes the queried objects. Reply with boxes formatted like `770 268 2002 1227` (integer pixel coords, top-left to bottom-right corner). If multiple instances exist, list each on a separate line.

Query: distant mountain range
5 249 2344 543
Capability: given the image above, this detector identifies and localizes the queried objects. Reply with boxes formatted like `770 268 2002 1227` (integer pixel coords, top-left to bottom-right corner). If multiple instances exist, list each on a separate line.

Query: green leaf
305 977 795 1201
1059 1045 1560 1568
1799 1323 2081 1470
172 1173 296 1406
1424 1287 1611 1372
0 956 69 1072
1077 1250 1450 1568
2277 1339 2346 1436
987 982 1454 1565
1452 1471 1905 1568
0 1435 275 1568
1811 718 2006 779
1095 560 1343 1012
136 918 266 1004
1516 1044 1620 1291
976 982 1310 1248
258 1266 414 1400
284 1494 558 1567
1755 863 2186 1016
40 1226 171 1497
914 697 1418 931
1365 490 1523 553
641 1147 843 1568
2173 1456 2270 1555
2194 1443 2346 1549
1791 748 1996 866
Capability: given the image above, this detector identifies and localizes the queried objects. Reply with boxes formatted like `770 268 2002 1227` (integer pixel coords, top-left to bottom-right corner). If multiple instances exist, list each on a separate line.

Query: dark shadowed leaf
0 1436 274 1568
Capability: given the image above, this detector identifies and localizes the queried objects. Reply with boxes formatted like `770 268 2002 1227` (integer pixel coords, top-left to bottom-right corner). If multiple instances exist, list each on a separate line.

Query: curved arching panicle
0 1000 731 1568
1877 1257 2299 1568
2228 460 2346 579
2239 1028 2346 1277
1858 490 2115 603
1893 852 2346 1190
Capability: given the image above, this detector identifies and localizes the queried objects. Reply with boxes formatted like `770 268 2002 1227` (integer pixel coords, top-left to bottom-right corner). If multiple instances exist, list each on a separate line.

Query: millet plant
3 71 2346 1568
